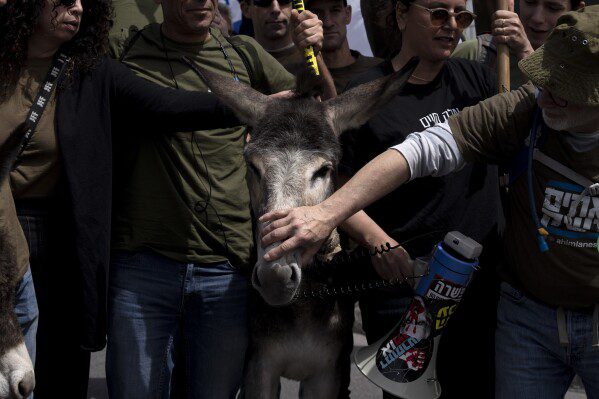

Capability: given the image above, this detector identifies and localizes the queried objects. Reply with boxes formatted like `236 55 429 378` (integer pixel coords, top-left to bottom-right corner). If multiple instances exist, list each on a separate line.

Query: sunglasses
252 0 292 8
411 3 476 30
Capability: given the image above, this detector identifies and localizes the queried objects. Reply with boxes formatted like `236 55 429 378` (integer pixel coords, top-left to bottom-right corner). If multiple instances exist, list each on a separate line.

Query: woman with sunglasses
321 0 501 397
0 0 240 397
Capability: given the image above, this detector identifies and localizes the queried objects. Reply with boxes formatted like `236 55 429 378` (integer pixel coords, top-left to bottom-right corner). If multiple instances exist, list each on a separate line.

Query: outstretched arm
260 122 465 263
109 59 241 132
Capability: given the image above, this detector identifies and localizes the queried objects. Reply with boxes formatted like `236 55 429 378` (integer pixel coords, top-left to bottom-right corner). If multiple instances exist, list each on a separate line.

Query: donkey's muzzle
252 260 301 306
17 370 35 398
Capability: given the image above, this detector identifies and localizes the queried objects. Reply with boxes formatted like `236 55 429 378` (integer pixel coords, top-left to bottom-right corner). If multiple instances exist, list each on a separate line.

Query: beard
542 108 599 134
542 109 573 131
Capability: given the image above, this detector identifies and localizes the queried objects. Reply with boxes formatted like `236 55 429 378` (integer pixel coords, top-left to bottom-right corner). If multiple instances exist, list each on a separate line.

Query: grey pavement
87 330 588 398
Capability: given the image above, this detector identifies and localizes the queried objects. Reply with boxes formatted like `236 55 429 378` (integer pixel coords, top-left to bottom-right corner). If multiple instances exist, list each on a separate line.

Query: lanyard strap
15 52 70 164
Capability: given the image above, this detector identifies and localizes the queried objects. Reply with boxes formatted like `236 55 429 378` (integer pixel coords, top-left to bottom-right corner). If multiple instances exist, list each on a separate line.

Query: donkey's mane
293 70 324 99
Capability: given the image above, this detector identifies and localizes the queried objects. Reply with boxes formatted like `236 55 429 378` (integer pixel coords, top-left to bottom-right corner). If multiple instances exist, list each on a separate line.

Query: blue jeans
496 282 599 399
14 267 39 368
106 251 249 399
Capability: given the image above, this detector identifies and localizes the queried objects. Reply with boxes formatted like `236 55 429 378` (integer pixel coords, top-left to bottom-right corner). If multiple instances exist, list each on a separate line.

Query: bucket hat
519 5 599 105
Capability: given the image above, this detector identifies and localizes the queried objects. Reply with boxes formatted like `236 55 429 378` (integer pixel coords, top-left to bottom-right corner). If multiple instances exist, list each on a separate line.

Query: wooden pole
497 0 510 93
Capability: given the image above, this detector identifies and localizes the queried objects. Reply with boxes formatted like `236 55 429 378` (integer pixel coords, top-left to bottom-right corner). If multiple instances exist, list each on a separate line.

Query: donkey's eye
249 163 261 180
312 165 332 182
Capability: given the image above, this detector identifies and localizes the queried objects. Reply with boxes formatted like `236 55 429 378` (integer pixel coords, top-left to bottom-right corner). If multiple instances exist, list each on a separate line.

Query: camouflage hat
519 6 599 106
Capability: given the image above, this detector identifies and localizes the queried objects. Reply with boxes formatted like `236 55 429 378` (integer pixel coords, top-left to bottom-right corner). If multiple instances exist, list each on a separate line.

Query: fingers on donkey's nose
259 209 287 223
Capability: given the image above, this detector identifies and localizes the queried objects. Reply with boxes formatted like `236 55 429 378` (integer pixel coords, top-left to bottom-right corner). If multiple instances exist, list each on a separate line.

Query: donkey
199 58 418 397
0 126 36 399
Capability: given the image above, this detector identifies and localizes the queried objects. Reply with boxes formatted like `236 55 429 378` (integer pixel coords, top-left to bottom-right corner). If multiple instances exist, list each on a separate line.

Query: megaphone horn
354 231 483 399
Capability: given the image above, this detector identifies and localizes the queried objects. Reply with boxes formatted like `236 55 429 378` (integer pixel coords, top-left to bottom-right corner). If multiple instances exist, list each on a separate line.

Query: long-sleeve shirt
392 83 599 308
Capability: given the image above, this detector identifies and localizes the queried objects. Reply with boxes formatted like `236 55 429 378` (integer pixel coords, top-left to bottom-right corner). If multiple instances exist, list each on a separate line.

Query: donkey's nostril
18 370 35 397
289 266 299 283
272 263 292 281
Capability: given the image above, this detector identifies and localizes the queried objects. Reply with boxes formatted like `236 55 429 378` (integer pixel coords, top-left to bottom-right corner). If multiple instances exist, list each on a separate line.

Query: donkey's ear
183 57 269 126
324 57 419 136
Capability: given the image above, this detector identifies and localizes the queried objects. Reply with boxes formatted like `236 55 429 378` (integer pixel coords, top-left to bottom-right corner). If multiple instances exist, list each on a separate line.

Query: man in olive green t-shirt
105 0 323 398
452 0 584 89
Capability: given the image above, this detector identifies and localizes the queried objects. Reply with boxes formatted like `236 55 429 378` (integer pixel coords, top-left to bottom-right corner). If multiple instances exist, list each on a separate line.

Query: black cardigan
55 57 238 350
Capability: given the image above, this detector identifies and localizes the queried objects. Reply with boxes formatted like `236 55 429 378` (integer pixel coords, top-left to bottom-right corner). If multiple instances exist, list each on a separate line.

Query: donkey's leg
299 368 342 399
242 351 280 399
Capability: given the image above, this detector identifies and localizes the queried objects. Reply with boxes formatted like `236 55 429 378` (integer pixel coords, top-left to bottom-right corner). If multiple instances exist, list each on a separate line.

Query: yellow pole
292 0 321 76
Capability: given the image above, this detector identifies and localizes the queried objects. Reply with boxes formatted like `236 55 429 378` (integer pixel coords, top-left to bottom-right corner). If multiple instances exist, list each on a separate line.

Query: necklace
410 73 433 83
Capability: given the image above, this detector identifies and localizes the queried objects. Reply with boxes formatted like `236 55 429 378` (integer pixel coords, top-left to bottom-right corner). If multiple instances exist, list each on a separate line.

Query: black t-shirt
341 58 500 257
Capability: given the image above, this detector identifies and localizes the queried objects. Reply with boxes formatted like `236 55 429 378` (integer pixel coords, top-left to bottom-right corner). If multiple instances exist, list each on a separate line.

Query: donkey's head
200 58 418 305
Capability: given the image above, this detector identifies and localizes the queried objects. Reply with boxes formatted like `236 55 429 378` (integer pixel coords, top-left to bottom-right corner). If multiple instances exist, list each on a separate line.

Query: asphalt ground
87 324 588 398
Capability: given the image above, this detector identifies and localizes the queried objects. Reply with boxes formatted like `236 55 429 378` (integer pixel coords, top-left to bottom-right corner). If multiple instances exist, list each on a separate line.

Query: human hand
491 1 534 60
0 0 6 7
290 9 324 53
370 238 414 286
268 90 294 100
259 204 334 264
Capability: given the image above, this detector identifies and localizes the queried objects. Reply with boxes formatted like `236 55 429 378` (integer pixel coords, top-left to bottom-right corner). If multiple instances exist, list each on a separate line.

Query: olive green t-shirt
267 44 306 76
328 50 382 94
449 83 599 308
0 58 61 279
114 25 294 269
452 36 529 89
109 0 163 59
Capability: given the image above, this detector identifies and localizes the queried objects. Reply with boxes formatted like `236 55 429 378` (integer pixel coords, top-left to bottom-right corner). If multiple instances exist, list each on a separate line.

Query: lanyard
14 52 70 166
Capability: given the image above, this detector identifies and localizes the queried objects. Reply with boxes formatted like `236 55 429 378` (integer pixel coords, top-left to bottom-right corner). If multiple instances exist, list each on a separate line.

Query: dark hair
0 0 113 100
569 0 582 10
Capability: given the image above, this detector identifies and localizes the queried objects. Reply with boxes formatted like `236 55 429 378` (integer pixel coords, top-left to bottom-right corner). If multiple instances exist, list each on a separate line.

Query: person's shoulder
445 57 494 82
351 50 383 66
119 22 162 61
226 34 267 54
346 60 390 89
452 38 480 60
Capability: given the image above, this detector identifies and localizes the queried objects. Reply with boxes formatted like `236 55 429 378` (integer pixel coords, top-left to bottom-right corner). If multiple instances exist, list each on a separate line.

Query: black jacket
55 57 237 350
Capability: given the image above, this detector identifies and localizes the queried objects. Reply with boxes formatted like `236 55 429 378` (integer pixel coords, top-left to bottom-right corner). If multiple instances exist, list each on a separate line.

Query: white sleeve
391 122 466 181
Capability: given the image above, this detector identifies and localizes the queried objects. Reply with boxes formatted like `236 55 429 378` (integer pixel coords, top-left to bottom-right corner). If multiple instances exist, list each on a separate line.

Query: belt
557 304 599 347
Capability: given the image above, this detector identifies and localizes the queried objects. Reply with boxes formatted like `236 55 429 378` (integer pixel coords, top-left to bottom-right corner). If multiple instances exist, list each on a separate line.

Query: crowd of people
0 0 597 398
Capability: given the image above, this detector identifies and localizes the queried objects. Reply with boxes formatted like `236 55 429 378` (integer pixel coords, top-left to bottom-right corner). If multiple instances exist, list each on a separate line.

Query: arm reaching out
259 122 465 263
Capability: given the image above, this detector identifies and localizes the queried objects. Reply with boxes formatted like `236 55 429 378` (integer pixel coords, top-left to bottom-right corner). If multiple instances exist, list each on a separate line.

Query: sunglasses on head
252 0 292 8
411 3 476 30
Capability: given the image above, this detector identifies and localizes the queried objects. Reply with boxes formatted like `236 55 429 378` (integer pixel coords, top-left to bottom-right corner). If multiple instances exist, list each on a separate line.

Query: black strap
225 36 267 92
16 52 70 163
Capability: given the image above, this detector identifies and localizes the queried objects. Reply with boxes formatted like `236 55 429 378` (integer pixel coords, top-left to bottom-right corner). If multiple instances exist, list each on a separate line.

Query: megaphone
354 231 482 399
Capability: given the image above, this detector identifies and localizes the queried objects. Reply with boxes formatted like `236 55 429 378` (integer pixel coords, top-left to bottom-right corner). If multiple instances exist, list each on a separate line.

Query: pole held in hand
292 0 321 76
497 0 510 92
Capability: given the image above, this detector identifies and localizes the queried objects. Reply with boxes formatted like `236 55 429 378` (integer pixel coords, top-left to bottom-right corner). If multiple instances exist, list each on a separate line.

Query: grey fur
0 123 36 398
0 123 29 356
199 61 417 397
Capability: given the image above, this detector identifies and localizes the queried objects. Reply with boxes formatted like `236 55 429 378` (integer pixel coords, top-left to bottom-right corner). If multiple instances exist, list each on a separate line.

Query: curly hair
0 0 113 100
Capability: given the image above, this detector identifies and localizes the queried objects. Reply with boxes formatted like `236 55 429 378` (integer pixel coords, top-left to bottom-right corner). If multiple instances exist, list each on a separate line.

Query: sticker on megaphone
354 231 482 398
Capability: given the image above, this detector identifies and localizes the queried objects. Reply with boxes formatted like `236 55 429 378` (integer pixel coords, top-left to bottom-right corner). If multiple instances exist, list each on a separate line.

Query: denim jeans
106 251 249 399
14 267 39 371
496 282 599 399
